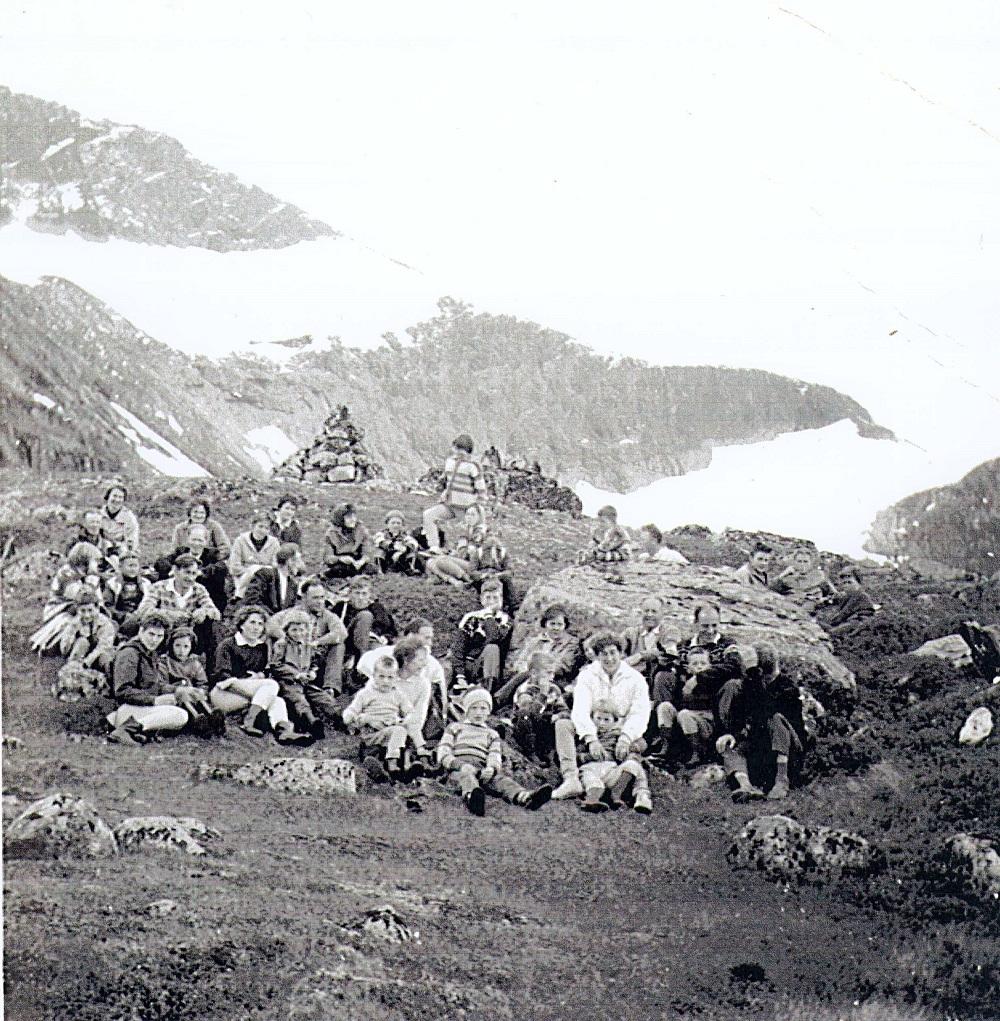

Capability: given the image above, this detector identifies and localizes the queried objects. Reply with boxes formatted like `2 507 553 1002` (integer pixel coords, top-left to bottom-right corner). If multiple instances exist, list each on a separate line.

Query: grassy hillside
3 473 998 1020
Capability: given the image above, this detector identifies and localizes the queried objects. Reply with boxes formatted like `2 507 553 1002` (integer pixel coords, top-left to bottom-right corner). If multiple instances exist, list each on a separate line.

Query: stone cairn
276 405 383 484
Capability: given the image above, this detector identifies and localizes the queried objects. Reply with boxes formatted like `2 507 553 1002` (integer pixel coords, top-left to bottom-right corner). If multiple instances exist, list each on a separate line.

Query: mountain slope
1 276 891 488
866 457 1000 572
0 86 335 250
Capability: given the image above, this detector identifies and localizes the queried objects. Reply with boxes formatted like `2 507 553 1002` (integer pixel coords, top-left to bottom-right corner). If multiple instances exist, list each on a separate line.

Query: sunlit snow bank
575 420 974 559
243 426 298 471
109 401 210 477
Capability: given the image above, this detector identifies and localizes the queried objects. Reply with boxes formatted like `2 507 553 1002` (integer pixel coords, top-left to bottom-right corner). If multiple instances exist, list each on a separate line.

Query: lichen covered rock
114 816 219 856
197 757 357 795
728 814 880 883
939 833 1000 901
4 792 117 858
513 562 855 692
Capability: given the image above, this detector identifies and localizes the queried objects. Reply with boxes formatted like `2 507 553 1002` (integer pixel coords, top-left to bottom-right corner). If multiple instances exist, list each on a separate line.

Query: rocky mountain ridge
1 276 892 490
0 86 335 250
866 457 1000 574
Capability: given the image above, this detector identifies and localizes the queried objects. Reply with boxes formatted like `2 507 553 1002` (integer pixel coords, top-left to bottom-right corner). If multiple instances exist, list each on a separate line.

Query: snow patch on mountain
243 425 298 470
576 419 962 559
109 401 210 477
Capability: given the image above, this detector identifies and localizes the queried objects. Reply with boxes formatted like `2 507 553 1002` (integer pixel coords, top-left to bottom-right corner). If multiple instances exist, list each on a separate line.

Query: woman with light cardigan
229 511 281 597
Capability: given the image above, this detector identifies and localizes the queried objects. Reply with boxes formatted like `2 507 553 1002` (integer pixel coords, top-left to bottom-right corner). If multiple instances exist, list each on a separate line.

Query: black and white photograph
1 3 998 1018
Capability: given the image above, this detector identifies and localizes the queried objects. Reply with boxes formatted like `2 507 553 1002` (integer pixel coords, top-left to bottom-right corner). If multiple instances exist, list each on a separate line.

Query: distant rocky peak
0 85 337 251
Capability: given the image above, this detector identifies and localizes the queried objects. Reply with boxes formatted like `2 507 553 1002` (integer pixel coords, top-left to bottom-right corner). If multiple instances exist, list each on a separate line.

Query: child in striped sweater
436 688 552 817
342 653 426 782
579 700 653 815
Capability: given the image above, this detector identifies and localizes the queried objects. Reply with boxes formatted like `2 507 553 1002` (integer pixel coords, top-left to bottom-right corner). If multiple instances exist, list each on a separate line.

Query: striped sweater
437 721 503 772
342 683 415 730
441 456 487 509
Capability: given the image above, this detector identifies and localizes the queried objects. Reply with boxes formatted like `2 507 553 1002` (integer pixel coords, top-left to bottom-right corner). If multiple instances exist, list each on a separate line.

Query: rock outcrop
911 634 973 670
512 562 855 692
275 406 384 484
4 793 118 858
938 834 1000 902
728 814 880 883
197 757 357 795
1 86 335 250
114 816 219 856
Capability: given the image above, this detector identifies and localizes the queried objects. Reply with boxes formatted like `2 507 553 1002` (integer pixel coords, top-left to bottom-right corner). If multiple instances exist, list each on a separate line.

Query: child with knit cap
268 608 326 740
579 700 652 814
341 653 424 782
437 688 552 816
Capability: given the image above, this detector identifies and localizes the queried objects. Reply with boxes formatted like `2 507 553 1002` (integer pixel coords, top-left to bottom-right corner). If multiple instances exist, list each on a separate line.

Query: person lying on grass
267 608 327 740
342 652 427 783
633 523 688 565
424 505 487 587
30 541 107 655
107 612 220 745
58 589 117 674
209 604 311 746
579 700 652 814
552 631 650 800
436 687 553 817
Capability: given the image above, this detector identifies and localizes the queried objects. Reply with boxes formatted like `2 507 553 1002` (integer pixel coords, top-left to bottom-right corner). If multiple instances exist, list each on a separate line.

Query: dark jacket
213 635 270 682
331 598 397 652
715 670 807 745
112 637 170 706
242 567 299 615
452 608 513 681
270 519 303 547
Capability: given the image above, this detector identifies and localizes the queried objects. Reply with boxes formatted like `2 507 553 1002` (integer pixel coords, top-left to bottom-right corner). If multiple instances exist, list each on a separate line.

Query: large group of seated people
28 437 875 818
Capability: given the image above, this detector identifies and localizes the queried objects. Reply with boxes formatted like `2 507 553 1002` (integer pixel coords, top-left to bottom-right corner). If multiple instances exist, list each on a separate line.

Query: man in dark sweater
715 644 808 802
330 575 397 691
451 578 513 693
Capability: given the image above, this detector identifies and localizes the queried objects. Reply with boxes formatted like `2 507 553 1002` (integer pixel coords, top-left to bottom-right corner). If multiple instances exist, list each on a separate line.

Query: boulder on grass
197 757 357 795
958 707 994 746
114 816 219 856
513 562 855 693
728 814 880 883
4 792 117 858
52 661 109 702
911 634 973 670
939 834 1000 902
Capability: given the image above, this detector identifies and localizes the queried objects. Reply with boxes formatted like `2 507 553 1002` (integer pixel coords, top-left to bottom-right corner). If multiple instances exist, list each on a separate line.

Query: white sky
2 1 999 484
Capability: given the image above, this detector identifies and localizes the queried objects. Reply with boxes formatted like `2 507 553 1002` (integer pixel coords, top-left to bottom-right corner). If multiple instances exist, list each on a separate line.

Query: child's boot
633 789 653 814
767 756 790 800
274 720 313 747
464 786 486 816
108 718 146 746
241 705 268 737
731 771 765 803
517 784 553 811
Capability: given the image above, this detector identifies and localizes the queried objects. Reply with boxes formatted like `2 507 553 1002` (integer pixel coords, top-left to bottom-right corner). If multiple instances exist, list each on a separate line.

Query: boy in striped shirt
422 434 489 553
342 654 425 782
437 688 552 816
